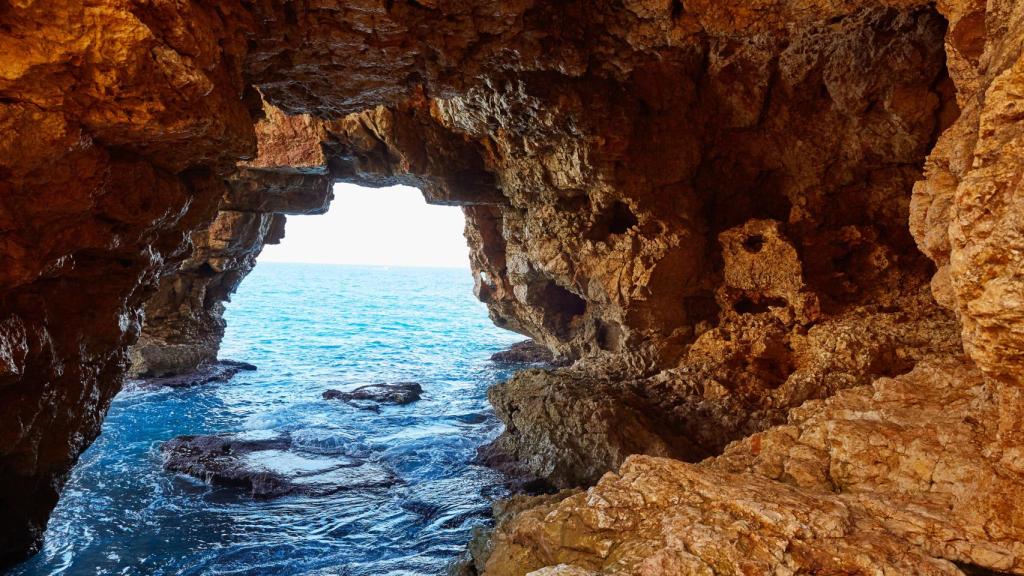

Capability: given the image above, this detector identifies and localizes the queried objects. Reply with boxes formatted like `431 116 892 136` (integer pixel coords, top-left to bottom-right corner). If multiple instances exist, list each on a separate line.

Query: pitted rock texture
480 221 960 487
490 340 556 365
477 358 1024 575
1 0 1023 571
479 368 709 489
130 103 333 377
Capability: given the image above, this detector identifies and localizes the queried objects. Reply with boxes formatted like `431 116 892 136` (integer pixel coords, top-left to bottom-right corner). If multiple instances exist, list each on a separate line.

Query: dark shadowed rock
478 368 709 489
129 360 256 389
322 382 423 410
161 432 397 497
489 340 555 365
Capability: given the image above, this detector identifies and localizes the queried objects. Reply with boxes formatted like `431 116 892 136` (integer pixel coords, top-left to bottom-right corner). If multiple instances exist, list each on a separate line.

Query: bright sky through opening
259 183 471 268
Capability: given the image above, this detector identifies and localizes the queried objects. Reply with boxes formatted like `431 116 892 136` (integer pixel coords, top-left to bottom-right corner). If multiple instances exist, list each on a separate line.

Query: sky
258 183 471 268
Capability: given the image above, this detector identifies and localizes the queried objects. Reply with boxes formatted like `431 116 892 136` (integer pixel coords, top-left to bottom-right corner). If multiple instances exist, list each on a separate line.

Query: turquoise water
12 263 523 575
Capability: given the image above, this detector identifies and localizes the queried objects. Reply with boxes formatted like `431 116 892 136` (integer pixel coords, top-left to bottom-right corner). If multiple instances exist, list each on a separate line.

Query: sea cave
2 1 1024 574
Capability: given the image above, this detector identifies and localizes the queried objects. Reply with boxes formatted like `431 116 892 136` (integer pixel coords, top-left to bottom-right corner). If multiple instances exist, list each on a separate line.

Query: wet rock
322 382 423 410
129 360 256 389
161 433 397 498
489 340 556 365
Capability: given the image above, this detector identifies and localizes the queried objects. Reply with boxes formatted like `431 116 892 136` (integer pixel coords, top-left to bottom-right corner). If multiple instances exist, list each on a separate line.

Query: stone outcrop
480 368 709 489
129 359 256 390
162 432 397 497
490 340 556 365
1 0 1023 573
322 382 423 410
478 358 1024 575
129 104 333 377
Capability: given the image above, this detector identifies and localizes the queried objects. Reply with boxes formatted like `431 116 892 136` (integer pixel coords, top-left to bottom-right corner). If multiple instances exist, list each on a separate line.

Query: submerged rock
129 360 256 389
489 340 556 365
161 432 397 497
322 382 423 410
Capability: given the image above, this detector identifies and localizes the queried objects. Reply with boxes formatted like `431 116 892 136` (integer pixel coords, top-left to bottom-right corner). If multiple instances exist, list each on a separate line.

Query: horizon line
256 259 471 270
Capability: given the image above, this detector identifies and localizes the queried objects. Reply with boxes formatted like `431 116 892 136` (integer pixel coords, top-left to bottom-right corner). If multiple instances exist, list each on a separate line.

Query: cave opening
13 183 529 575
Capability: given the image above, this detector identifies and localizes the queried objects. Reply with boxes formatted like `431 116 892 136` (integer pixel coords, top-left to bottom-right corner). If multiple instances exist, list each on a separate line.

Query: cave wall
130 104 334 377
1 0 1023 573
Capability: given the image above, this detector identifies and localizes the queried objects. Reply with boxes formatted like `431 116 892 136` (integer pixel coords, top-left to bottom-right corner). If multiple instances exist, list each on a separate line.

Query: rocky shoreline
488 341 558 366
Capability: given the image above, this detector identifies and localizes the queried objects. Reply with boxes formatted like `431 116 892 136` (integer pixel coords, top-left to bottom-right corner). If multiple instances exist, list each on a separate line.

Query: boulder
322 382 423 410
161 432 397 498
129 360 256 390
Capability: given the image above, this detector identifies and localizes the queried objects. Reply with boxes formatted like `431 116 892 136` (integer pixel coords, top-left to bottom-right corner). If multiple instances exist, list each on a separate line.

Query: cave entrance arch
14 182 528 575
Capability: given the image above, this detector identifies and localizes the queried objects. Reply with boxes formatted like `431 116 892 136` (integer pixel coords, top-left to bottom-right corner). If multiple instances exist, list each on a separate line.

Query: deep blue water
12 263 523 575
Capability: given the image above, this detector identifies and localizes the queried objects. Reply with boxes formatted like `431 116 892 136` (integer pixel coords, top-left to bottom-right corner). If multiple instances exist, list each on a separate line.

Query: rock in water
161 433 397 497
322 382 423 409
489 340 555 365
129 360 257 390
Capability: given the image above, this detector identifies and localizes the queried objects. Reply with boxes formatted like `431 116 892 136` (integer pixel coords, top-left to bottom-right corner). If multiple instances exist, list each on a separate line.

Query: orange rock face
480 358 1024 575
0 0 1023 573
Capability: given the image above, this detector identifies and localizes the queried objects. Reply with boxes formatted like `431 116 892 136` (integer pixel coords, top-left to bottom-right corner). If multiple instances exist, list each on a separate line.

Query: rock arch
1 0 1024 572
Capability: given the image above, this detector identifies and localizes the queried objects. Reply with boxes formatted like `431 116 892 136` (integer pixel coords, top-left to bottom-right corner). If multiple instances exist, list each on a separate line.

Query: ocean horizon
11 263 523 576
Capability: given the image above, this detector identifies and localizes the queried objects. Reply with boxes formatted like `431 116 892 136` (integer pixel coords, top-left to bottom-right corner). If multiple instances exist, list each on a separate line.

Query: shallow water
12 263 523 575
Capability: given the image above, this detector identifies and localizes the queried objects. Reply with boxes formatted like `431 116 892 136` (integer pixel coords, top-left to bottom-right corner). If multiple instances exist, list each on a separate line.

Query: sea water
11 263 523 575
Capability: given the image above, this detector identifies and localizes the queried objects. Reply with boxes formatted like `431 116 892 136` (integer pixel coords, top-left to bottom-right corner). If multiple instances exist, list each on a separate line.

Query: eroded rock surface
490 341 556 365
478 358 1024 575
1 0 1023 571
128 359 256 390
322 382 423 410
129 103 333 378
161 432 397 498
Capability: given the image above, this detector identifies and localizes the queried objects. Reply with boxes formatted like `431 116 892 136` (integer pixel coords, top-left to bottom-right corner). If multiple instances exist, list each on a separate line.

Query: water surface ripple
12 263 522 575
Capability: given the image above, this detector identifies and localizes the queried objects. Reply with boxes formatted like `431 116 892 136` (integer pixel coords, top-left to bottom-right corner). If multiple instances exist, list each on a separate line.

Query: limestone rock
479 369 707 488
489 341 557 365
128 360 256 390
1 0 1024 570
161 432 397 498
322 382 423 410
480 359 1024 575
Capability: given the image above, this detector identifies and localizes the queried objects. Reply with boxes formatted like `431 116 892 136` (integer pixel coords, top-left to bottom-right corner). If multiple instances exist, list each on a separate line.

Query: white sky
259 183 471 268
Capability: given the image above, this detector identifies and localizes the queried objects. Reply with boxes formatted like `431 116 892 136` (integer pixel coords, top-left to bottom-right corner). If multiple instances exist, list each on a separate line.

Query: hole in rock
954 562 1015 576
530 278 587 339
596 320 623 352
742 234 765 253
733 295 788 315
587 200 638 240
